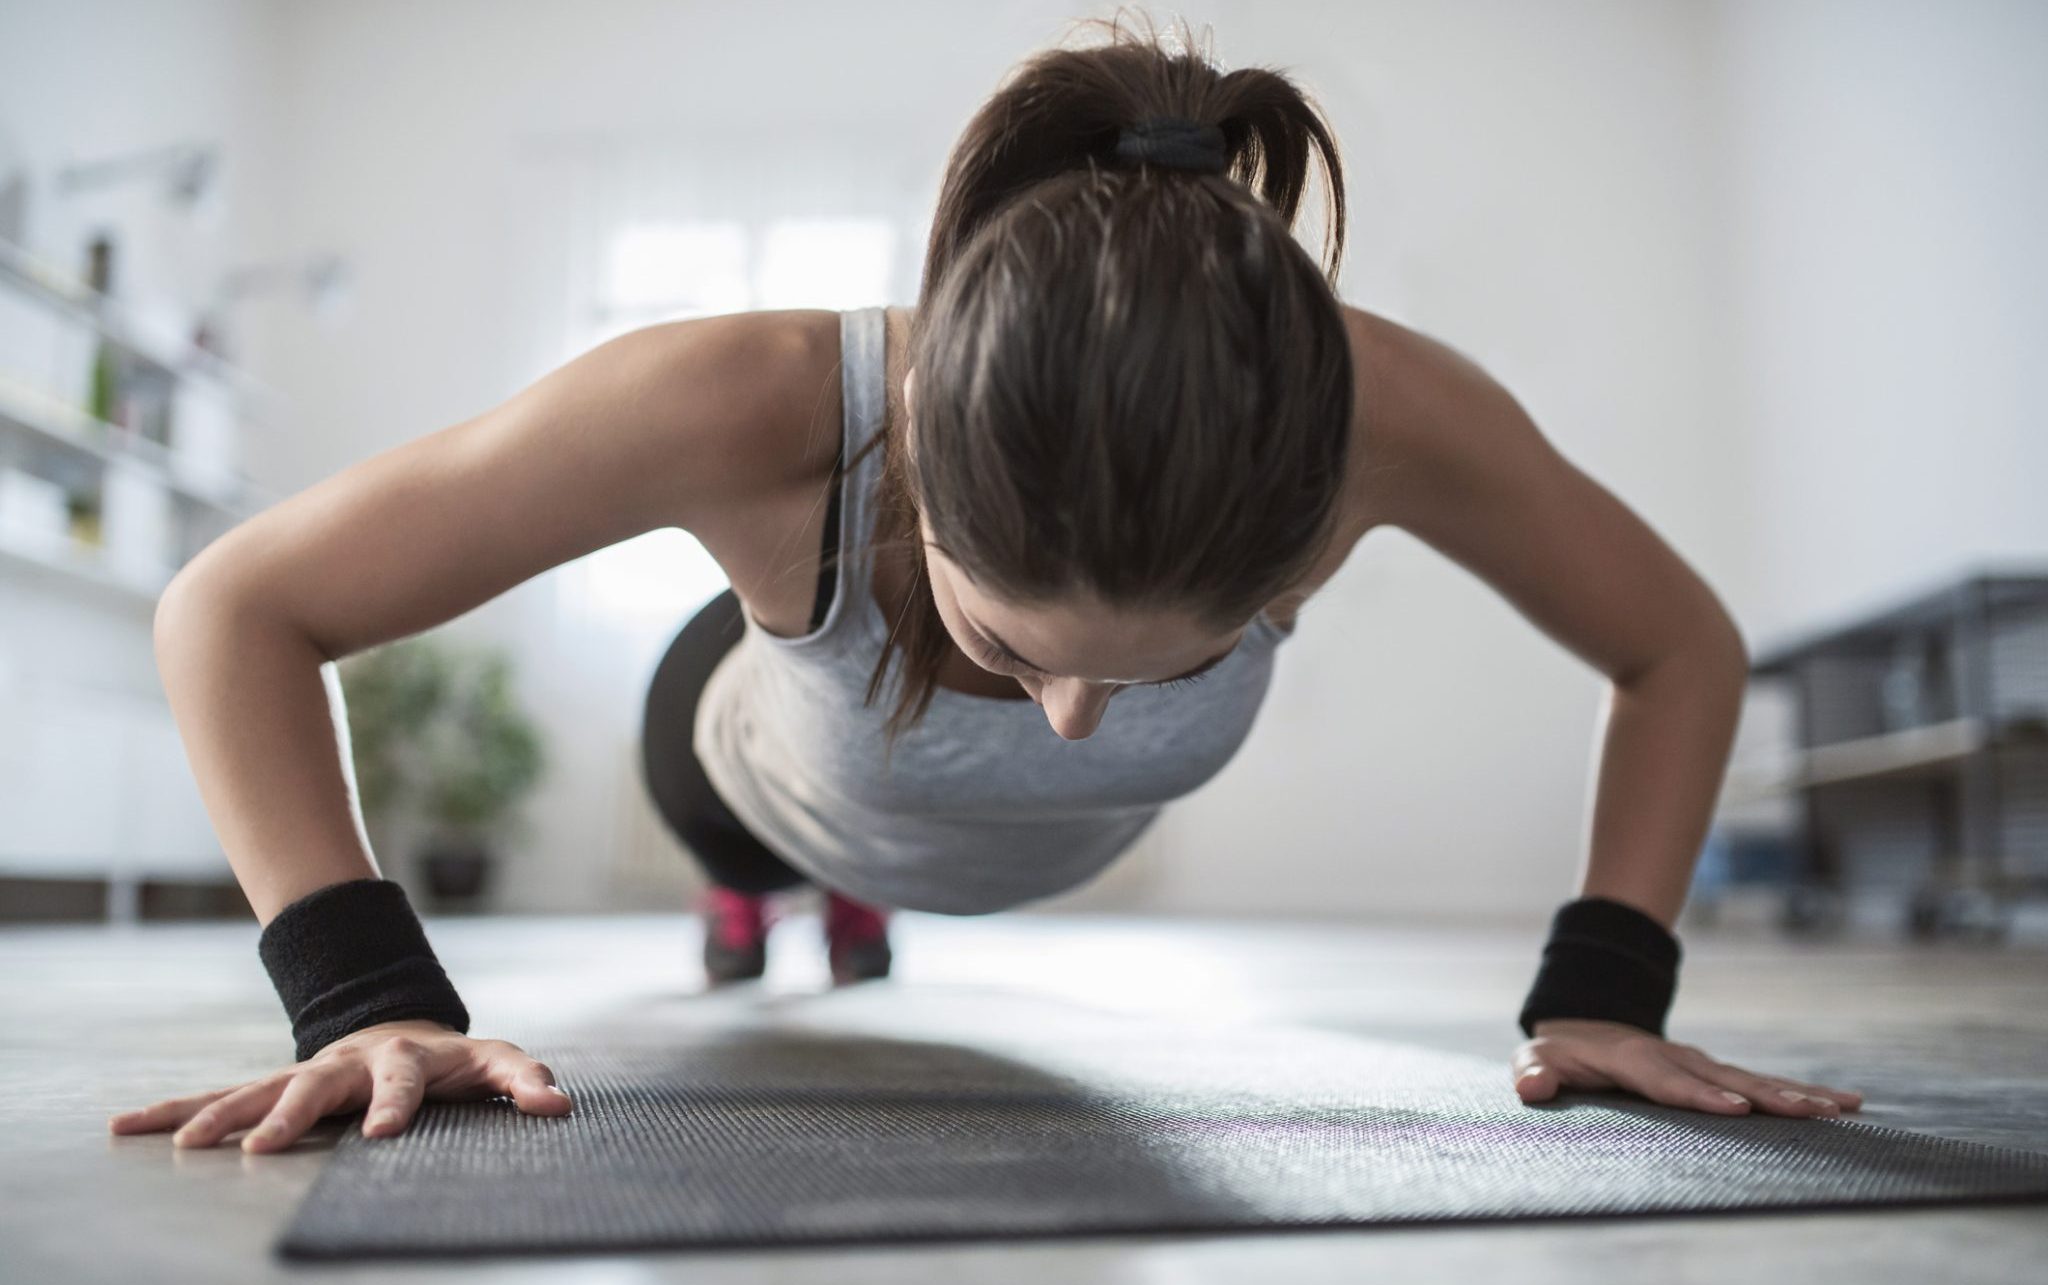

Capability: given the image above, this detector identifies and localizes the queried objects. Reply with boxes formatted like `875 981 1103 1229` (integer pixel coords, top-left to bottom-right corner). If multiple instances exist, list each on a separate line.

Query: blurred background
0 0 2042 941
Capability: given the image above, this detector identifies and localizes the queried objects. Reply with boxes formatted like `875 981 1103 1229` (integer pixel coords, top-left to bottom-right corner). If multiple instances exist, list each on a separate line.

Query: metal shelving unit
1738 569 2048 942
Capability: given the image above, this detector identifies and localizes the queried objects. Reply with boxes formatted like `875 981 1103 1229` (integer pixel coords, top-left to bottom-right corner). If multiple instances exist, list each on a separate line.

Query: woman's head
853 14 1354 751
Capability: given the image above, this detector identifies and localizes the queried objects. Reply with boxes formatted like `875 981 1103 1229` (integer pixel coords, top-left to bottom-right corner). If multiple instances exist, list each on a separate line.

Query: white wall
11 1 2033 925
1715 0 2048 648
241 0 1746 920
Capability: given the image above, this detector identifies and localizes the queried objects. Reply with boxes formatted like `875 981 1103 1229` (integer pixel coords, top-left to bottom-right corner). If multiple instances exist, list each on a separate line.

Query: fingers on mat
1764 1074 1863 1109
1513 1063 1561 1102
1614 1056 1752 1115
1666 1046 1848 1116
492 1053 572 1114
361 1049 428 1138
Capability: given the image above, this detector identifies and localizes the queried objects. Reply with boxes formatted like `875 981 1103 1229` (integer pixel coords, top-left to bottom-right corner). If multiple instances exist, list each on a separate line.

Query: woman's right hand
106 1018 574 1152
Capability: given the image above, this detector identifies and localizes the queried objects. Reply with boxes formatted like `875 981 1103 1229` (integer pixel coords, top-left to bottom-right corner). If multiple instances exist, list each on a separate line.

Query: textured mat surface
276 987 2048 1260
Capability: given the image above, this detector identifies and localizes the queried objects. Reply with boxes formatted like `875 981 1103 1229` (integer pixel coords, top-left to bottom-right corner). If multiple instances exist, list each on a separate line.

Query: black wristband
256 877 471 1063
1517 895 1682 1039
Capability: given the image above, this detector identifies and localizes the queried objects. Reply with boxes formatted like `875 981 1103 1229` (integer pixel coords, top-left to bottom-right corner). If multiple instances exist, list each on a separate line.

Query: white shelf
0 234 282 418
0 527 172 608
0 237 282 604
0 373 264 515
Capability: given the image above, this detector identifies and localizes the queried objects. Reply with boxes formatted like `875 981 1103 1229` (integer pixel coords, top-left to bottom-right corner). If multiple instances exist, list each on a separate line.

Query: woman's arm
159 311 821 924
1345 307 1861 1118
1346 307 1748 928
116 311 831 1151
1578 644 1749 926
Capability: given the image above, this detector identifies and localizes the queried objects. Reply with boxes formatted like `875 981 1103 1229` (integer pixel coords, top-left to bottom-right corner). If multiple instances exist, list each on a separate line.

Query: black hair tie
1114 117 1229 174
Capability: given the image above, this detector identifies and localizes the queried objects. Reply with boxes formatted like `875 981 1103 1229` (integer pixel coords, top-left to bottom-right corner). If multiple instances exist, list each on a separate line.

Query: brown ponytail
847 11 1355 765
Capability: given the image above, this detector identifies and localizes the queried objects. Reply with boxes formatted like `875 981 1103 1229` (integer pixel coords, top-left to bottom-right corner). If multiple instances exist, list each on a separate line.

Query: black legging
640 587 811 894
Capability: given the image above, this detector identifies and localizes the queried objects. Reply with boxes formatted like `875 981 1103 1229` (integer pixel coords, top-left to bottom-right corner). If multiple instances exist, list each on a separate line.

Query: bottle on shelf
83 232 122 434
65 486 102 550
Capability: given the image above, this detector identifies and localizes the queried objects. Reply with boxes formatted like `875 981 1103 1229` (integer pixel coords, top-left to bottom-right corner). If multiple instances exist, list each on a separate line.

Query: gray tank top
692 306 1295 915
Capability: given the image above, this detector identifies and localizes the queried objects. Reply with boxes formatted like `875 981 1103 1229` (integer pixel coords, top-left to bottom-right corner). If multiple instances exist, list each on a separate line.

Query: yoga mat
276 986 2048 1261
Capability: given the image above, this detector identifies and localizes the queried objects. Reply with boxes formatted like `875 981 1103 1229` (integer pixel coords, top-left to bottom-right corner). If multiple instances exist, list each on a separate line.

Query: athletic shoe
700 885 777 985
823 888 893 985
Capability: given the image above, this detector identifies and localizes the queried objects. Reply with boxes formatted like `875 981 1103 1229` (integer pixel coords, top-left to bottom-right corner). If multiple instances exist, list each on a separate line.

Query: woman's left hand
1512 1018 1864 1117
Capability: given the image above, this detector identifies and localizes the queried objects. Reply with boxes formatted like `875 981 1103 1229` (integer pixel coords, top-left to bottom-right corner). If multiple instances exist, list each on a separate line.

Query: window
565 216 896 633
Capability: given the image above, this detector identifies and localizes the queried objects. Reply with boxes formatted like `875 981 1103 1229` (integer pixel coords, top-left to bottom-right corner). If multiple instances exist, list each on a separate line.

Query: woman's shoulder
1336 301 1554 540
622 309 856 635
583 308 851 549
637 308 849 492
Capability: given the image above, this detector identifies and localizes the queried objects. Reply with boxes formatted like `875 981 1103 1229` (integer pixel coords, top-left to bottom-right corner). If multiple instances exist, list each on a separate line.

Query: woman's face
905 366 1246 742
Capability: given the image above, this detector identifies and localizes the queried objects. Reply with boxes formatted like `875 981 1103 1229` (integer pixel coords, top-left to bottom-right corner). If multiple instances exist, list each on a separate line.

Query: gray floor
4 902 2046 1284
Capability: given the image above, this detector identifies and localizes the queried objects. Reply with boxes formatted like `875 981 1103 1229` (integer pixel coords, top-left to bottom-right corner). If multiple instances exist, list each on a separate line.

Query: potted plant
338 636 546 911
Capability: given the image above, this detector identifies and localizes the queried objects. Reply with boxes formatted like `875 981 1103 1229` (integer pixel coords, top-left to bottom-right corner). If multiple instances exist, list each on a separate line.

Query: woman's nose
1035 679 1114 740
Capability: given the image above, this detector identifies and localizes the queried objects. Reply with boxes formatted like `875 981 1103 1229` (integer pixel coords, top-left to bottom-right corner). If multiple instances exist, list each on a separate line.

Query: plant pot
420 840 493 909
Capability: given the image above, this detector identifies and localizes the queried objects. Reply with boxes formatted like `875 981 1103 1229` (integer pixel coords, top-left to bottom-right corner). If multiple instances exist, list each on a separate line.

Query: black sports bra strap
807 442 846 632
